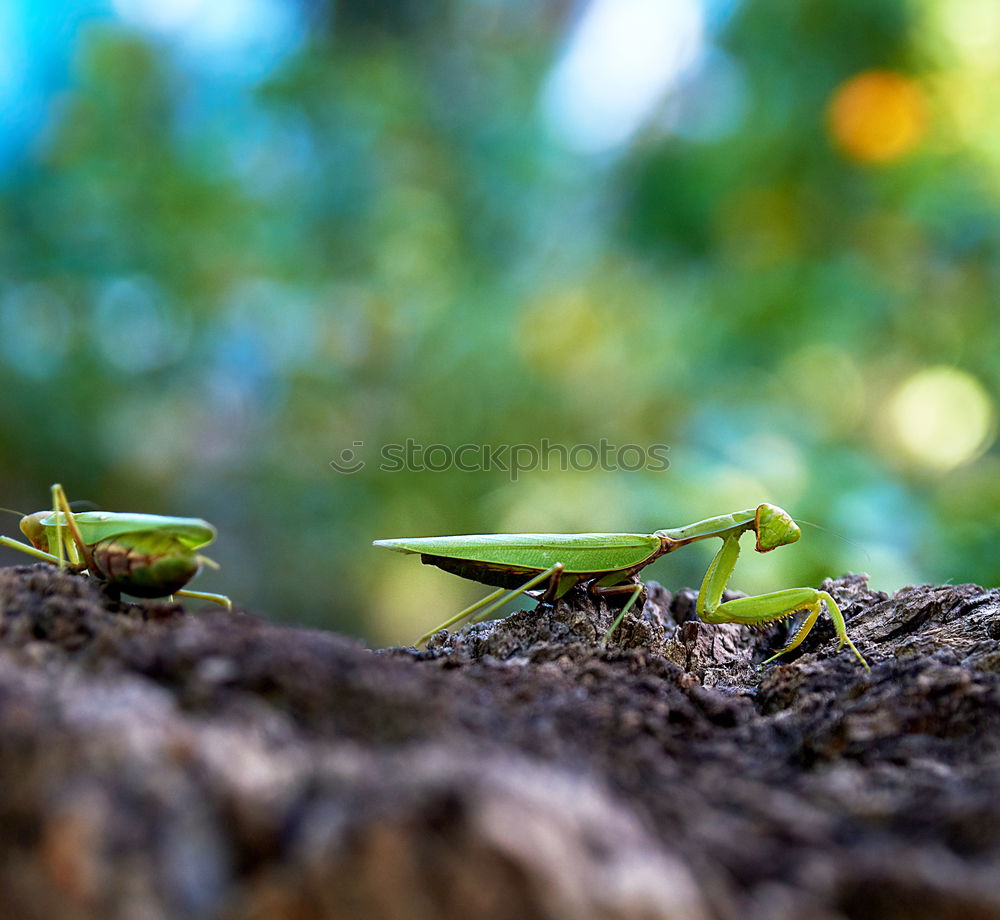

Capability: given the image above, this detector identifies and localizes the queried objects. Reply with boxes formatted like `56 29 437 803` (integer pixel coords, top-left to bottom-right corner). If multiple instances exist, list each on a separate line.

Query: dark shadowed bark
1 563 999 920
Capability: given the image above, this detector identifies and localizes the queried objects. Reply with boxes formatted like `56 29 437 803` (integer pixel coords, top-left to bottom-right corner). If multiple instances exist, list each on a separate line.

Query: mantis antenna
797 519 872 565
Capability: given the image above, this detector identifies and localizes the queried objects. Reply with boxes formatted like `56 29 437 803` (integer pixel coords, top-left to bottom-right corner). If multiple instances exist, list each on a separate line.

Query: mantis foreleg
0 536 68 565
696 534 870 671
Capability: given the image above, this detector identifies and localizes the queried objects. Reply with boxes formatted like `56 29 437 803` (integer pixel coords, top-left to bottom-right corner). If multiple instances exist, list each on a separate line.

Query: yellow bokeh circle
886 366 996 471
827 71 928 163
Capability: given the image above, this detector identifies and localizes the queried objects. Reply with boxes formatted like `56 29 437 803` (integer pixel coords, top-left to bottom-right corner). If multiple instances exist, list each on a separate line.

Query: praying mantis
375 503 869 670
0 483 231 609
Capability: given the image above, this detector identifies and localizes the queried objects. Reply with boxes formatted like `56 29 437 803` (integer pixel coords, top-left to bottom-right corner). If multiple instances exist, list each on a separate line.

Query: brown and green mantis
375 503 869 670
0 483 231 609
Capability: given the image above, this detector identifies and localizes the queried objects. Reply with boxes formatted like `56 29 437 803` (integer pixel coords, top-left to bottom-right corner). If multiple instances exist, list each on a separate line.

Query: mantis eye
754 503 801 552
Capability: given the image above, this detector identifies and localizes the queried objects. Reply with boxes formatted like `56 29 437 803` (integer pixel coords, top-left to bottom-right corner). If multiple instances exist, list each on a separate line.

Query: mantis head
19 512 51 551
754 503 801 553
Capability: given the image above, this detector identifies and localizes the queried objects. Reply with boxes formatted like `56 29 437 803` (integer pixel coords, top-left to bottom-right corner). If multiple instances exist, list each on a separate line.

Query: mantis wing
373 533 660 574
40 512 217 550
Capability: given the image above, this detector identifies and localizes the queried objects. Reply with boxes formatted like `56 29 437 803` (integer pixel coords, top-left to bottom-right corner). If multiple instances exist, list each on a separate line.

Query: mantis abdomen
89 531 200 598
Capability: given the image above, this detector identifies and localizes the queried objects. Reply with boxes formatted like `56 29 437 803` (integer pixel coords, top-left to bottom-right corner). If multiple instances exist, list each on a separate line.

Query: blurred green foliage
1 0 998 643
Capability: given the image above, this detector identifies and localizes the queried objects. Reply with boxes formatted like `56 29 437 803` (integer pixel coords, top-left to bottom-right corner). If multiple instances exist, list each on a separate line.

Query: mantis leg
173 589 233 610
416 564 565 646
0 535 66 564
591 581 644 641
51 484 91 571
419 587 509 643
696 534 870 671
468 564 570 625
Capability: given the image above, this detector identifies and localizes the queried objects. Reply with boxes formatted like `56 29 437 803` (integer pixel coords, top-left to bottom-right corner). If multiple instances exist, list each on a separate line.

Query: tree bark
1 563 998 920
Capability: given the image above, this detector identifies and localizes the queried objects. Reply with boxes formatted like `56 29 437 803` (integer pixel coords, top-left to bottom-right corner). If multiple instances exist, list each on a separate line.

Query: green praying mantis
375 503 870 670
0 483 231 609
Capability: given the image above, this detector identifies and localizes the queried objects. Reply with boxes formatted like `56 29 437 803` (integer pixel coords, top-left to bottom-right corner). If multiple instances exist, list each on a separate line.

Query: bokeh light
93 277 186 373
111 0 304 75
541 0 705 154
0 285 73 379
886 367 996 471
827 70 928 163
935 0 1000 70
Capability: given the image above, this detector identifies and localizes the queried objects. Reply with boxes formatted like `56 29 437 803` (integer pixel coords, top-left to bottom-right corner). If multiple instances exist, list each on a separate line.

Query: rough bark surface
1 563 1000 920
